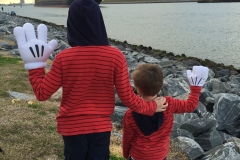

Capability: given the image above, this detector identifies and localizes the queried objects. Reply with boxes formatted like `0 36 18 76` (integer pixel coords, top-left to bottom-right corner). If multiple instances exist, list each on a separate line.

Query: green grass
110 154 125 160
28 103 42 109
0 56 22 66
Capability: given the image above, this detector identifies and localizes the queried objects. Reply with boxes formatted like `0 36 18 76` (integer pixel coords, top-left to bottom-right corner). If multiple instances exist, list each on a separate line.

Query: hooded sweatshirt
28 0 158 136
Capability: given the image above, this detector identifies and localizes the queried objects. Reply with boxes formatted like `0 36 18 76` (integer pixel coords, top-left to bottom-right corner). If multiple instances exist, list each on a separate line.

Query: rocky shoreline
1 12 240 160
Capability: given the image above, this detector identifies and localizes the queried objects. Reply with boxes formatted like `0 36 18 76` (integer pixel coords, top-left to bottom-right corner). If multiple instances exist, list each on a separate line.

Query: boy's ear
136 87 143 97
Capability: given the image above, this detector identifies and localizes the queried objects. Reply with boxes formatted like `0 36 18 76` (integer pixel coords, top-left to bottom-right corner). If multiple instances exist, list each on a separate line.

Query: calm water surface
3 3 240 68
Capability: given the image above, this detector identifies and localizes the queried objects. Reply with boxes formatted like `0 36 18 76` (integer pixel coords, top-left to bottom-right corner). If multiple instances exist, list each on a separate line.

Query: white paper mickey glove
13 23 58 70
187 66 209 86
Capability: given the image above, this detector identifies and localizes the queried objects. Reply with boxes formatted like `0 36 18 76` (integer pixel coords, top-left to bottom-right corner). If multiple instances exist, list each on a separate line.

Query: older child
122 63 208 160
13 0 168 159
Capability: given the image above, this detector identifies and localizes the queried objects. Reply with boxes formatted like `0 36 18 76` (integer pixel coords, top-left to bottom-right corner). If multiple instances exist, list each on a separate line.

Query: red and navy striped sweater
28 46 157 136
122 86 201 160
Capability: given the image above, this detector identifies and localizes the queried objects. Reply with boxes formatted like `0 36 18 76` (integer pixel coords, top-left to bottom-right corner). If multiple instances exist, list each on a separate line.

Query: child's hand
154 97 168 112
187 66 209 86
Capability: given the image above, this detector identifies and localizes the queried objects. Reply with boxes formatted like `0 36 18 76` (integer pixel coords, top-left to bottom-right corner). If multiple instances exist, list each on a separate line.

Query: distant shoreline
33 1 195 7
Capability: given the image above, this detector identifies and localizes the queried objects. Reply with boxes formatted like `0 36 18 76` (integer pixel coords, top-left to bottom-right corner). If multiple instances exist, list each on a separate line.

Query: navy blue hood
132 110 164 136
67 0 109 46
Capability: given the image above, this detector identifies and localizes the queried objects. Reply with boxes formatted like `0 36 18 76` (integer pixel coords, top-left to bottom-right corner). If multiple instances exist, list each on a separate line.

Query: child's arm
171 66 209 113
122 111 135 159
114 51 167 116
169 86 202 113
28 55 62 101
13 23 61 101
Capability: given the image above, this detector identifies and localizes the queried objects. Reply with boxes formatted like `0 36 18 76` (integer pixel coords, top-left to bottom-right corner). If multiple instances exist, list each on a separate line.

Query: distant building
20 0 25 3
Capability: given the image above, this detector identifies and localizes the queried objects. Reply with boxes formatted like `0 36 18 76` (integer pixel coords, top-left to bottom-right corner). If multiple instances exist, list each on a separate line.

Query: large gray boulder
194 129 224 151
173 136 204 160
213 93 240 137
200 142 240 160
180 118 216 137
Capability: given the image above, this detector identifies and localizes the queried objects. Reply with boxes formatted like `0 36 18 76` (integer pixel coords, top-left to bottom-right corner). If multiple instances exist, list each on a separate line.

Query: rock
228 75 240 88
173 113 199 126
195 129 224 151
1 44 12 50
194 102 208 117
227 88 240 96
0 26 8 32
180 118 217 137
159 59 175 68
207 69 215 80
122 51 137 67
173 136 204 160
227 137 240 153
213 93 240 137
182 59 201 67
133 52 145 62
174 92 190 100
210 78 231 94
218 131 233 142
199 88 215 113
216 69 231 78
9 49 19 55
200 142 240 160
55 40 70 50
111 106 128 125
143 55 161 64
219 75 229 82
162 68 174 78
7 91 35 100
116 44 126 51
162 78 189 97
171 128 194 139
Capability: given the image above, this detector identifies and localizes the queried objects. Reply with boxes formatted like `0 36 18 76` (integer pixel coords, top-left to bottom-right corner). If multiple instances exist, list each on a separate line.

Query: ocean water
2 3 240 68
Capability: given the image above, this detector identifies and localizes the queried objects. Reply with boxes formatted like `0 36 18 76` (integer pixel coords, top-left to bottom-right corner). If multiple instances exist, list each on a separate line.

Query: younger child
122 63 208 160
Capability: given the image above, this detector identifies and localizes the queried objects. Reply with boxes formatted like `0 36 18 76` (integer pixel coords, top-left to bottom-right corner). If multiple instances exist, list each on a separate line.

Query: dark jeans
63 131 110 160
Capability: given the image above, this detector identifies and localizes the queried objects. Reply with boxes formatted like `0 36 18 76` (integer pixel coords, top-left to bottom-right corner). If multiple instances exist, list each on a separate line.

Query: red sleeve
28 55 62 101
114 51 156 116
168 86 202 113
122 111 135 158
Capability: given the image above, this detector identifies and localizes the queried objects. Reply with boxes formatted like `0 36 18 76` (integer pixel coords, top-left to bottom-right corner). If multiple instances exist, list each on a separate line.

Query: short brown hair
132 63 163 97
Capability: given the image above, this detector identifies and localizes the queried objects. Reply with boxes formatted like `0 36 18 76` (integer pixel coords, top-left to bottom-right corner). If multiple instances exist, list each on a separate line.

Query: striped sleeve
28 55 62 101
114 52 156 116
170 86 202 113
122 110 135 158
